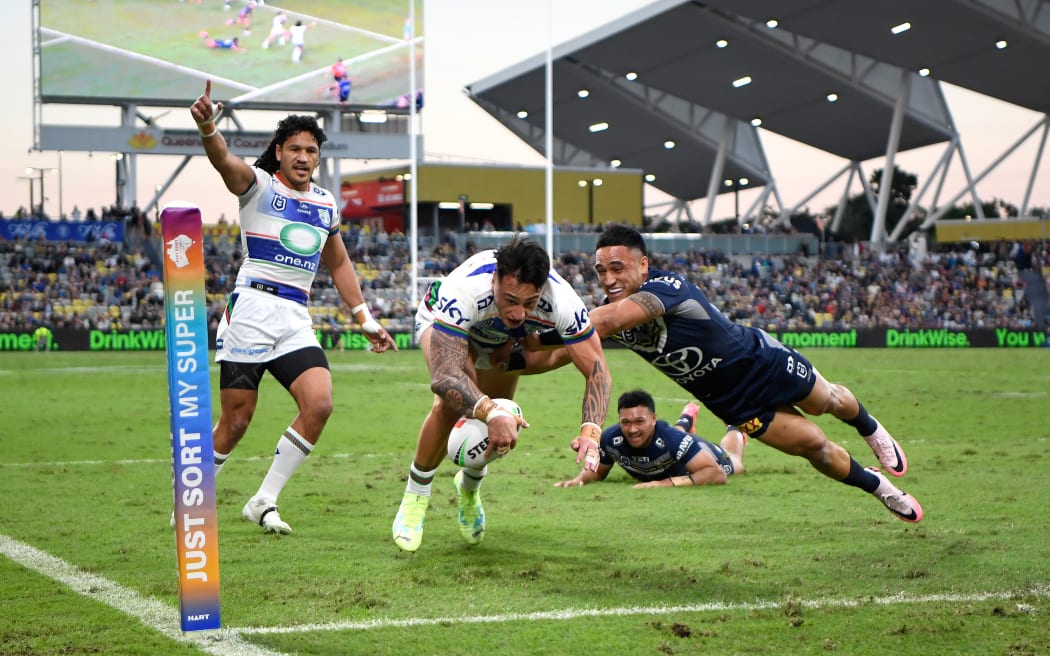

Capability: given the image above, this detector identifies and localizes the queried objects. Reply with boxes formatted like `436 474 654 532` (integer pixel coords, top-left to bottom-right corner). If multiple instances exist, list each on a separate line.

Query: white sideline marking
0 534 285 656
3 532 1046 650
237 585 1050 635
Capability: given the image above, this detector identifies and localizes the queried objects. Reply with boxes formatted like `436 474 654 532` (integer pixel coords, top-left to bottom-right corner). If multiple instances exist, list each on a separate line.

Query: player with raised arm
520 225 923 524
188 80 397 534
392 236 611 552
556 391 746 489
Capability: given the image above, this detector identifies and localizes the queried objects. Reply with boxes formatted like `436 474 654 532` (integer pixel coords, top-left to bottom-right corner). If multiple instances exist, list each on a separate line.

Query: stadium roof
466 0 1050 202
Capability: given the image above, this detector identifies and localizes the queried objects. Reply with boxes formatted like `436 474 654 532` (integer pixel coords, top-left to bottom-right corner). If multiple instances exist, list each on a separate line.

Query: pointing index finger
204 79 212 99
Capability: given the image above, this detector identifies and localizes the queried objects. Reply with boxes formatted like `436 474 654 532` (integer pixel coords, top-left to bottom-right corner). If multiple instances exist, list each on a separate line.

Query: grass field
39 0 423 106
2 348 1049 655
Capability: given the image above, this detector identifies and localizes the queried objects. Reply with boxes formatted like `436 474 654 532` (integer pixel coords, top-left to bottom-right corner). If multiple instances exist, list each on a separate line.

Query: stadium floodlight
588 122 609 133
891 22 911 35
732 76 752 88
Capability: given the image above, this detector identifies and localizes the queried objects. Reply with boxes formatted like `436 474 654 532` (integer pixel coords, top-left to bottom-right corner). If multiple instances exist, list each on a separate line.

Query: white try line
2 531 1046 653
236 586 1050 635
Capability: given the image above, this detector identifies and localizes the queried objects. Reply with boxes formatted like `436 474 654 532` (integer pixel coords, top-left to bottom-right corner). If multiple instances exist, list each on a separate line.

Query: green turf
1 349 1049 655
39 0 423 106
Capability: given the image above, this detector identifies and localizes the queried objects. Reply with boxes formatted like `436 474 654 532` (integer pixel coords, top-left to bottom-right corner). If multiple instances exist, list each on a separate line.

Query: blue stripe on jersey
246 278 309 305
467 263 497 277
245 234 322 273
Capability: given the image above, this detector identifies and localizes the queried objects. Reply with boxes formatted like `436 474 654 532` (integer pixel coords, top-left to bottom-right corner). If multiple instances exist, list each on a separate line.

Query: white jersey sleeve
542 270 595 345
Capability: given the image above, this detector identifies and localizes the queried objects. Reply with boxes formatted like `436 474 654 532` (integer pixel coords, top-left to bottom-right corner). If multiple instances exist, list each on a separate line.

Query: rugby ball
447 399 523 469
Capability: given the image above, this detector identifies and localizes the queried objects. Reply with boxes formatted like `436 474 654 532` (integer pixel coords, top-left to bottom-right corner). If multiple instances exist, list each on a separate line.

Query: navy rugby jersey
606 268 782 411
599 420 732 482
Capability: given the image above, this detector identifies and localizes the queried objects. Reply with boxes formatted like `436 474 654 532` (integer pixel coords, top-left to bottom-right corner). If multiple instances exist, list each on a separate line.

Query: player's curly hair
597 224 648 256
254 114 327 174
494 235 550 290
618 389 656 413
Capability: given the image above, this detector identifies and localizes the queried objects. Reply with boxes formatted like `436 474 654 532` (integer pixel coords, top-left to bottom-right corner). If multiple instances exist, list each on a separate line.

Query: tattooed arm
588 291 666 338
427 329 484 416
428 330 521 455
565 331 612 471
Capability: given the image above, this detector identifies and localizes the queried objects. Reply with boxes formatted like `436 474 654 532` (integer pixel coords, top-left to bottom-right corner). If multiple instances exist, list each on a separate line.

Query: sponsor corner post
161 204 221 632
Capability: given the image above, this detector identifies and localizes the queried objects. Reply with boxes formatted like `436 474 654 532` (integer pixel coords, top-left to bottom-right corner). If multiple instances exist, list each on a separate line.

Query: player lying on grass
505 224 923 524
556 390 746 489
392 236 611 552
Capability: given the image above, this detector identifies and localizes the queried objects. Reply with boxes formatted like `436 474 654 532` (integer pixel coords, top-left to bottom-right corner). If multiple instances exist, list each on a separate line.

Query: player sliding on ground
514 225 923 524
556 391 746 489
392 236 611 552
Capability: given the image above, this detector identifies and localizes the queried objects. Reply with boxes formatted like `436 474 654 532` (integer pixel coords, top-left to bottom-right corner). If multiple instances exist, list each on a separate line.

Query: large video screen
38 0 423 110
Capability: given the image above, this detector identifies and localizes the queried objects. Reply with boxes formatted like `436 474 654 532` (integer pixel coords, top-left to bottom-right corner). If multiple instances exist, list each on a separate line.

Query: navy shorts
705 345 817 438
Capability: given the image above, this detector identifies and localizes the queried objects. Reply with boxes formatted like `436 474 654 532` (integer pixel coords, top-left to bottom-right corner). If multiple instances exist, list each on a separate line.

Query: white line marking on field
0 453 399 468
237 585 1050 635
0 534 285 656
3 531 1047 650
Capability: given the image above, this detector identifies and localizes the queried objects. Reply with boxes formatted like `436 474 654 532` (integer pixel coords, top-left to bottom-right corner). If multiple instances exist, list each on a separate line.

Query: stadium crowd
1 221 1047 335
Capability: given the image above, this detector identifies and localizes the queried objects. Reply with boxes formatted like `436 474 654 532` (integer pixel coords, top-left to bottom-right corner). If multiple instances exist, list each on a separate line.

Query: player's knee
223 411 253 440
297 391 333 425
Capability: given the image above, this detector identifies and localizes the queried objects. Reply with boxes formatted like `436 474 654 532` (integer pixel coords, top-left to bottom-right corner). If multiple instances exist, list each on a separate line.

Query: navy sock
844 402 878 437
675 415 693 432
841 458 880 493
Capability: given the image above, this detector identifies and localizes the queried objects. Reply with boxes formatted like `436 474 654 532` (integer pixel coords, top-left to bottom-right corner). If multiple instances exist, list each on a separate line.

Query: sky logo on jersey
280 223 323 256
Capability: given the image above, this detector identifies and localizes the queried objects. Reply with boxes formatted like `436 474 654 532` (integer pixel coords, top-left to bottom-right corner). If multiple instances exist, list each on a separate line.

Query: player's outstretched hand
362 324 398 353
553 473 587 488
190 80 223 127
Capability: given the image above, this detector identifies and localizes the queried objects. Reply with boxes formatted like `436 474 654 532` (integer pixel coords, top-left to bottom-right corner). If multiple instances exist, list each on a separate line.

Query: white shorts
215 287 319 363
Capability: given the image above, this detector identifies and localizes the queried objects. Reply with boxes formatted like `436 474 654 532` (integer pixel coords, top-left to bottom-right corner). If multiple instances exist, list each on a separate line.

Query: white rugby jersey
423 249 594 348
234 168 339 305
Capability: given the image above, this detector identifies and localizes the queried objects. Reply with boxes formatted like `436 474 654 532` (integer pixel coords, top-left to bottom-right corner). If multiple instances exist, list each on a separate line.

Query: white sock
256 427 313 503
406 463 437 497
214 449 230 476
458 466 487 491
